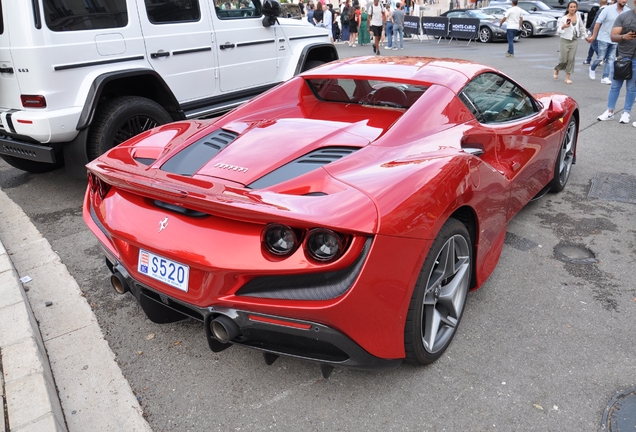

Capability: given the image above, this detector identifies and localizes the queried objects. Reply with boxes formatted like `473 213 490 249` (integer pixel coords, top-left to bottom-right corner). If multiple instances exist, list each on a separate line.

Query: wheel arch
75 69 184 132
293 43 339 75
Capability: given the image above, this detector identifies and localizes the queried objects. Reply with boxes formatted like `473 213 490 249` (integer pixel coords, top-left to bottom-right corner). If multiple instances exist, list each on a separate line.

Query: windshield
307 78 428 109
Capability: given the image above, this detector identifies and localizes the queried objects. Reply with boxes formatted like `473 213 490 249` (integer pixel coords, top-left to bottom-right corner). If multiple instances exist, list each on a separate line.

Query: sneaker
583 60 590 65
377 49 381 55
633 121 636 128
601 77 612 85
619 112 630 124
589 66 596 80
392 47 398 50
597 110 614 121
505 52 513 57
373 45 376 53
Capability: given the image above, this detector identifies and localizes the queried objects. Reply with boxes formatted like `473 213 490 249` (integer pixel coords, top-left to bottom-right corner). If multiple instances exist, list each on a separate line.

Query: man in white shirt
322 3 334 42
369 0 384 55
499 0 523 57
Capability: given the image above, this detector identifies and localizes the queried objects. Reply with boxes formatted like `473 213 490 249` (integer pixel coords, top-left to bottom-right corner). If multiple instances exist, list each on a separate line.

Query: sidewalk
0 188 151 432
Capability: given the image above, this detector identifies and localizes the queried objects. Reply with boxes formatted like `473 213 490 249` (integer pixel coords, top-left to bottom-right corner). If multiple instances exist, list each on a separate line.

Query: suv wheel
87 96 172 160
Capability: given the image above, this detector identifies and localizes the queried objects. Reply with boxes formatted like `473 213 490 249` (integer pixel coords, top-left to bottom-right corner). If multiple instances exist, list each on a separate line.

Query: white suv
0 0 336 177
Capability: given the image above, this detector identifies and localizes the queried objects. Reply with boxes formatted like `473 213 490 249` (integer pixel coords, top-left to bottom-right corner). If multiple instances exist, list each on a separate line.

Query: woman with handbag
596 5 636 126
553 1 586 84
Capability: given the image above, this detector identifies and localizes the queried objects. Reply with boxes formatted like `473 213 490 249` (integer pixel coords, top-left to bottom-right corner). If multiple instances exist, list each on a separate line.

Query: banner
421 16 449 37
404 15 420 36
448 18 479 40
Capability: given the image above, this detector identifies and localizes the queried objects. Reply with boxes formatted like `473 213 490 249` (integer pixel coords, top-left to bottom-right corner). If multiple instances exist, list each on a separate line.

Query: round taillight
263 224 298 256
306 228 343 262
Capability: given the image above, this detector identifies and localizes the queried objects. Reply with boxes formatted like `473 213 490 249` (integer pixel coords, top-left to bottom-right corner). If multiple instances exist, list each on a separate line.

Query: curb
0 241 67 432
0 189 152 432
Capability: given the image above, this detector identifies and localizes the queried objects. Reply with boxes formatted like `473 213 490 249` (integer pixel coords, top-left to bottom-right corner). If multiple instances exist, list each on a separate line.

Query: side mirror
547 99 565 122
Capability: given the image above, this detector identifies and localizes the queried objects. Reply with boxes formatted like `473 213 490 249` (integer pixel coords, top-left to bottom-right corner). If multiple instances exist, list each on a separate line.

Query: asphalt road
1 36 635 431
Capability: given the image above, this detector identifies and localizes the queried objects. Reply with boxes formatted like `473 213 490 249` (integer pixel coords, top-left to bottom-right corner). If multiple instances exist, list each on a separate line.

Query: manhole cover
554 242 597 264
602 388 636 431
588 173 636 204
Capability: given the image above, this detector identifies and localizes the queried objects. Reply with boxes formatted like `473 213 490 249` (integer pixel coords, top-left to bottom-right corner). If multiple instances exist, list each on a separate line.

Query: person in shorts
369 0 384 54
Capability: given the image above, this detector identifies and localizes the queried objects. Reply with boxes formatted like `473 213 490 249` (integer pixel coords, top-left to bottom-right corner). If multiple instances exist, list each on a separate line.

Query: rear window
44 0 127 32
307 78 428 109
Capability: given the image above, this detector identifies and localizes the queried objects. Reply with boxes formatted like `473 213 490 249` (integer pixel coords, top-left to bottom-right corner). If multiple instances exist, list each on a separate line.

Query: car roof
302 56 495 93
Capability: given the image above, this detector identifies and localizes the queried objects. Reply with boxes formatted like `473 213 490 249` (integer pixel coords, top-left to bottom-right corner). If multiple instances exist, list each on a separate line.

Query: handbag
614 45 636 81
614 57 633 81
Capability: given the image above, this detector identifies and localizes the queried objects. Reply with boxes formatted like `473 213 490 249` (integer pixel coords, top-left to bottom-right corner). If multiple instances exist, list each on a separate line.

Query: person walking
392 2 405 49
369 0 384 54
384 3 393 49
358 6 370 46
583 0 608 65
341 0 351 44
587 0 630 84
323 3 334 42
597 0 636 125
349 5 360 46
499 0 523 58
554 1 587 84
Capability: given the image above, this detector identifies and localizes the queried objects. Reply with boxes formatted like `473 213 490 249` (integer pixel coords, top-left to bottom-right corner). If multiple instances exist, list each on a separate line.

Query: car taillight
87 172 111 201
262 224 299 256
305 228 345 262
20 95 47 108
261 224 349 263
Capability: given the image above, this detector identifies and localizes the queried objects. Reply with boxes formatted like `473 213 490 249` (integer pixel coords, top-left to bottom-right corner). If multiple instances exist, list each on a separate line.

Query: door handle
220 43 236 50
150 52 170 59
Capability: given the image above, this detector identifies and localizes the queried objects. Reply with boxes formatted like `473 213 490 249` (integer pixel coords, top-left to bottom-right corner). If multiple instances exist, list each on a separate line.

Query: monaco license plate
138 249 189 292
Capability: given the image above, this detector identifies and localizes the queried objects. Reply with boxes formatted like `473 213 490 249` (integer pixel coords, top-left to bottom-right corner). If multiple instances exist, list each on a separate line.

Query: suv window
459 73 538 124
215 0 262 19
44 0 127 32
145 0 201 23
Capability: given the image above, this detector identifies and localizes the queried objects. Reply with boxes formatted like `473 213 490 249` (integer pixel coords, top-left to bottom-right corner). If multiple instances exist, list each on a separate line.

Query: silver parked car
480 5 558 38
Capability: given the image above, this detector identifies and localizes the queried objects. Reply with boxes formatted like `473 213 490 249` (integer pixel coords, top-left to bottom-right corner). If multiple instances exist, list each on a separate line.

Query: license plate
138 249 189 292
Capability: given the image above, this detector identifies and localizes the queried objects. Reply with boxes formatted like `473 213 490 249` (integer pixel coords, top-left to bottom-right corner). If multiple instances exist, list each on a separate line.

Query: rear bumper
0 134 59 163
108 258 401 370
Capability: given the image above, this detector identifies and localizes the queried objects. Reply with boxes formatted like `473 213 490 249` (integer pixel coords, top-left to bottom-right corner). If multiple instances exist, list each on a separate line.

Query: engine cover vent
249 146 359 189
161 129 238 176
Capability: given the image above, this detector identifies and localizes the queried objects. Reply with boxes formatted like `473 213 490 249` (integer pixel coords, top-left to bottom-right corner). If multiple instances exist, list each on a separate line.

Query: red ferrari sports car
83 56 578 377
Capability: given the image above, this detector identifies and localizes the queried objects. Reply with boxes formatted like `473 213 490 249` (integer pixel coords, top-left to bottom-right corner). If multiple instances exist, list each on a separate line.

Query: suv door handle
150 52 170 59
220 43 235 50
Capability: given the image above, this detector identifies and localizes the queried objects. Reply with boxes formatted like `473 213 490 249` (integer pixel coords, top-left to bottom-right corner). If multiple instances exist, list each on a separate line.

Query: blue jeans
393 26 404 48
607 59 636 113
386 22 393 48
506 29 517 55
586 39 598 63
591 41 617 80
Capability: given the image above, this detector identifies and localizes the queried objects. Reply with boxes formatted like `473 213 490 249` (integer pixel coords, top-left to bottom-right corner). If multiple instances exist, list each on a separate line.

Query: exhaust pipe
110 271 129 295
210 315 240 344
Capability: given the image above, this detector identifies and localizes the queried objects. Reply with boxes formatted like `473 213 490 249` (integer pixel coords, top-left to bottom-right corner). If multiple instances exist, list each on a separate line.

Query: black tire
548 116 577 193
404 218 472 365
303 60 325 72
1 153 64 174
479 26 493 43
520 22 534 38
87 96 172 161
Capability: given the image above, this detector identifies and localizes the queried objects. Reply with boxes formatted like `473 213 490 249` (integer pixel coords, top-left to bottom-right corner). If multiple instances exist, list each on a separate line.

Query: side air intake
249 146 359 189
